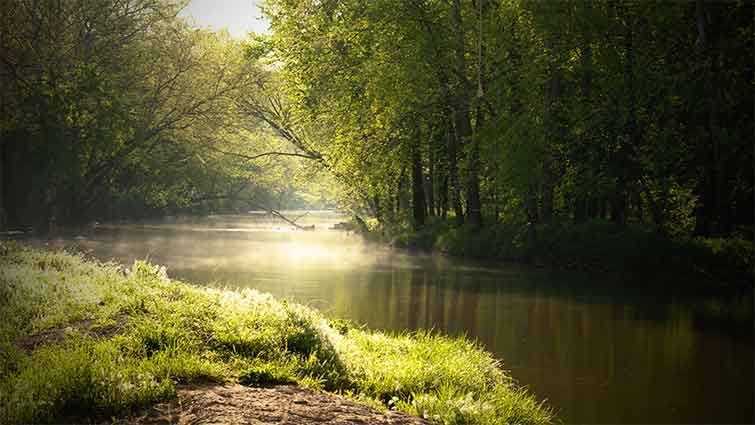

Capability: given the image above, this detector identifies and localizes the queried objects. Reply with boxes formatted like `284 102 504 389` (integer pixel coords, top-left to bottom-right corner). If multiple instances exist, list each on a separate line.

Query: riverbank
0 243 552 424
374 218 753 289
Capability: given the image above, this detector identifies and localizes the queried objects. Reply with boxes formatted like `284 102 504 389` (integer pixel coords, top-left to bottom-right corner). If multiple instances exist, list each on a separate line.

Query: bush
377 218 753 285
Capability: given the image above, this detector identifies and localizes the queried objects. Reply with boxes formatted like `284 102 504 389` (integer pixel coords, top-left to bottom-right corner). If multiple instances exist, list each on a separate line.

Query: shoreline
0 243 553 424
365 218 754 291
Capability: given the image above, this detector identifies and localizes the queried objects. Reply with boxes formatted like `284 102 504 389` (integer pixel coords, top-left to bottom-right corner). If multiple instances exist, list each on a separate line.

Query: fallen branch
267 209 314 231
207 145 321 161
189 190 313 231
290 211 310 224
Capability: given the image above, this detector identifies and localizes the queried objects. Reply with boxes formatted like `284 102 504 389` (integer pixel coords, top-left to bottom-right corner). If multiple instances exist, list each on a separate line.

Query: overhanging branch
189 190 315 231
207 145 321 161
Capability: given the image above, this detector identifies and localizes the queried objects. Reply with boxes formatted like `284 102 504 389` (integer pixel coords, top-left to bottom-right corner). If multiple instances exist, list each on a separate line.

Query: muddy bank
118 383 427 425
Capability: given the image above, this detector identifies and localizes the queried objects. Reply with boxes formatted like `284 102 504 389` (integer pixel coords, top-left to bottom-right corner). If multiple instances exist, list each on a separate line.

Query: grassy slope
386 218 753 287
0 244 552 425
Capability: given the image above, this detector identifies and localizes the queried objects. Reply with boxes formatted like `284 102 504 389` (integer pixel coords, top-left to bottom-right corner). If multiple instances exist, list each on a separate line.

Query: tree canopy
257 0 753 238
2 0 752 241
0 0 333 229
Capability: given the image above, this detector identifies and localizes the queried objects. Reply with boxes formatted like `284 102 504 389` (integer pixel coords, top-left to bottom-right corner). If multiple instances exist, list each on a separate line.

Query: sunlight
179 0 269 38
282 241 334 265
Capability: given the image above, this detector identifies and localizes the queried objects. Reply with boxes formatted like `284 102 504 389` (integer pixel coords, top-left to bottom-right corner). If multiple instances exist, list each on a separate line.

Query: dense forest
0 0 334 229
257 0 753 238
1 1 752 249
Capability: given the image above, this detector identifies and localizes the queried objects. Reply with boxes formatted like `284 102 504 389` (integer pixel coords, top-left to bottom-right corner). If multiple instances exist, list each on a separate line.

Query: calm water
40 213 753 424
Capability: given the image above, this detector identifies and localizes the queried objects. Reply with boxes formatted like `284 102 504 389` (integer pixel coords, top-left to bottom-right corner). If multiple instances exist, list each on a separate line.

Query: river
38 212 754 423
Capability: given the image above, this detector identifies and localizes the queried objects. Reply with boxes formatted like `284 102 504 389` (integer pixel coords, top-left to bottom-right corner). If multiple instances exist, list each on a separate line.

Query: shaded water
41 213 753 423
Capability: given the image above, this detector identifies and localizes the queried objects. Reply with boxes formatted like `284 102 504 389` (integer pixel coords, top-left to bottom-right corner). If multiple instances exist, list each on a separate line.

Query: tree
243 0 754 238
0 0 328 228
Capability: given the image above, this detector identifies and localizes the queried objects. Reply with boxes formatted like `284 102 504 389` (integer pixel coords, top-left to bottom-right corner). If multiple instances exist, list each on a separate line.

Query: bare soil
119 383 428 425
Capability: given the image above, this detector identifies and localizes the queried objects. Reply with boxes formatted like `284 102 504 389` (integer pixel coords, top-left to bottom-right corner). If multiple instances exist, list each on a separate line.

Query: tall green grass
0 244 553 424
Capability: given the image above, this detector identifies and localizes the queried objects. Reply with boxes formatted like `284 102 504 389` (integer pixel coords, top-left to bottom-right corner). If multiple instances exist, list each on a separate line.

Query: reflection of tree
407 268 423 329
458 276 481 338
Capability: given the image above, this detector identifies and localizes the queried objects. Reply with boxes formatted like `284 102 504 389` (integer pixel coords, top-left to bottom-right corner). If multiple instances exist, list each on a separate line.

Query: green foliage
244 33 274 61
379 218 753 286
258 0 752 241
237 358 297 386
337 330 552 424
697 238 755 282
2 339 174 423
0 246 554 424
401 384 552 425
338 330 503 402
391 218 455 251
435 223 530 260
0 0 336 229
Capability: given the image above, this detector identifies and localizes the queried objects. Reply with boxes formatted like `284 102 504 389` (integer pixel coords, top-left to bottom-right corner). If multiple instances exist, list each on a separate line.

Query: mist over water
41 212 754 424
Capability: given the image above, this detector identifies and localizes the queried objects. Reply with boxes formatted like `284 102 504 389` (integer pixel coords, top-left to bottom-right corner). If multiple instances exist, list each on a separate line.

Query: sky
179 0 269 38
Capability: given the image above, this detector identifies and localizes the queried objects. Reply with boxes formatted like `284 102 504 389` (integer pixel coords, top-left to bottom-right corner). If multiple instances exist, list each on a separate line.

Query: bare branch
207 145 322 161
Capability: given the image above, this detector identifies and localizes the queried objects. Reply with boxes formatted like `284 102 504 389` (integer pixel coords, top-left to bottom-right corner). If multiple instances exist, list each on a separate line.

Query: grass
0 243 553 424
385 218 753 288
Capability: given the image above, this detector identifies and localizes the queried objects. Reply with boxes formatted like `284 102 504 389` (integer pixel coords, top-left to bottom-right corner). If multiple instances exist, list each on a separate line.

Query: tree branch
208 145 322 161
189 190 315 231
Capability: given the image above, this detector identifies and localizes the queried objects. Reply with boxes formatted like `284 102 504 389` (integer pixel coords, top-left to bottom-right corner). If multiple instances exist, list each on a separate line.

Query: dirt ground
118 383 428 425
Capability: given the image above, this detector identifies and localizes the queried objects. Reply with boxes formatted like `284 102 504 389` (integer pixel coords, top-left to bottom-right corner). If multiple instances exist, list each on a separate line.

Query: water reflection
41 213 754 424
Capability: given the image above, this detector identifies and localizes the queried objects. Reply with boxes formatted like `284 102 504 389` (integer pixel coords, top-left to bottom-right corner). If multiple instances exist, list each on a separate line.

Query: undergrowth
0 243 553 424
387 218 753 286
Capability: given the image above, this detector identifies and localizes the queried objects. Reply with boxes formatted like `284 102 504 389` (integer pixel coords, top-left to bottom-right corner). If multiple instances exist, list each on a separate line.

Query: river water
39 212 753 423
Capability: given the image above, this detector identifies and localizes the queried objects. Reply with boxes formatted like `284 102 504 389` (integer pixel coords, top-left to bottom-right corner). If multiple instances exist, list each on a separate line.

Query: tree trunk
575 198 587 222
509 20 534 225
448 116 464 225
640 178 667 234
576 8 593 223
438 118 449 219
0 11 7 231
452 0 482 227
468 115 483 226
695 0 730 235
0 138 5 231
524 186 539 229
397 167 409 215
542 35 562 222
440 175 449 218
612 4 637 227
411 127 427 229
427 130 436 218
372 195 383 224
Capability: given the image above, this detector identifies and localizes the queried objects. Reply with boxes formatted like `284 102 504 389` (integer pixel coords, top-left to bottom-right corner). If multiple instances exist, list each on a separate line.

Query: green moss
0 244 553 424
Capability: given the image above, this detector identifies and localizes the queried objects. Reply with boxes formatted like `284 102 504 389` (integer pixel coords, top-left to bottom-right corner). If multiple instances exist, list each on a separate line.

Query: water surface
40 213 754 423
